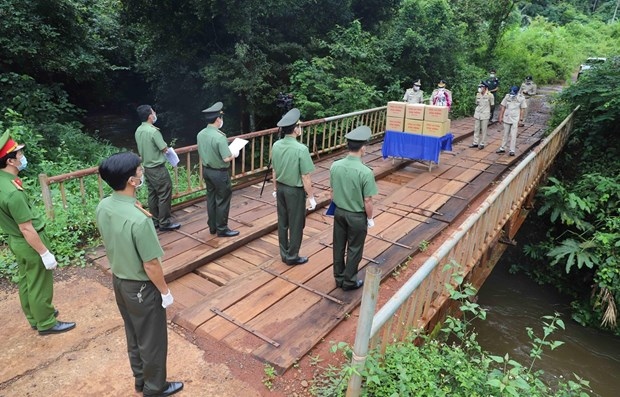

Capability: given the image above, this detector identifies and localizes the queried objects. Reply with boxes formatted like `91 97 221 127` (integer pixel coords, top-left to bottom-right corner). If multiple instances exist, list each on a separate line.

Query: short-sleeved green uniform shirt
197 125 231 169
272 136 315 187
330 155 378 212
0 170 45 236
96 192 164 281
135 122 167 168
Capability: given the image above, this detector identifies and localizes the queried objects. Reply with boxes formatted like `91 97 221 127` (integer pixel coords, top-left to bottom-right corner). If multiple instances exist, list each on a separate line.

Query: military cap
509 86 519 95
413 79 422 86
478 80 488 88
437 80 446 88
489 69 496 73
526 75 533 81
277 108 301 128
0 130 25 158
201 101 224 118
345 125 371 142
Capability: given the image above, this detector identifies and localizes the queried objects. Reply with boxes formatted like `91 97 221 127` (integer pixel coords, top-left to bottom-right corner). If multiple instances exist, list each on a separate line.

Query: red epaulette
134 201 152 217
11 178 23 191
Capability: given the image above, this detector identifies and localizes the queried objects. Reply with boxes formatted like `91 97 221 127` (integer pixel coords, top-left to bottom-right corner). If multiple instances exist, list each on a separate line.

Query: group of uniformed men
0 100 378 395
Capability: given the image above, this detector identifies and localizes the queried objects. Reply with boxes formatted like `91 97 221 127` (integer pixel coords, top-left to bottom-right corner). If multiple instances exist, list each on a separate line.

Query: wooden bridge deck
87 117 547 373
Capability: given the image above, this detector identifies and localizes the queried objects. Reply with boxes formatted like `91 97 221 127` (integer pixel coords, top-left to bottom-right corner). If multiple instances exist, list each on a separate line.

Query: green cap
277 108 301 128
345 126 371 142
202 101 224 118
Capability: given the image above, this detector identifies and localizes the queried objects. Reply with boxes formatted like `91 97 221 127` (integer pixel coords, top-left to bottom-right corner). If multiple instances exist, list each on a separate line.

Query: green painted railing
38 107 387 219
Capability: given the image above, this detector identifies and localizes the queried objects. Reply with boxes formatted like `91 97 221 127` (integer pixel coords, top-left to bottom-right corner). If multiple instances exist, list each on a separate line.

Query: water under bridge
40 87 573 375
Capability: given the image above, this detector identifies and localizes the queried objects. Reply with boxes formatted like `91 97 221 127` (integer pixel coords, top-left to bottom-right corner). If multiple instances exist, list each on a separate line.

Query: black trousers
113 276 168 395
276 184 306 262
332 208 367 288
203 166 232 233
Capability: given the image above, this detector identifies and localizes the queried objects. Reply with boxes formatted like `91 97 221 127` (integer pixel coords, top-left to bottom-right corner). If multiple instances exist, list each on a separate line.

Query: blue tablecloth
381 131 453 163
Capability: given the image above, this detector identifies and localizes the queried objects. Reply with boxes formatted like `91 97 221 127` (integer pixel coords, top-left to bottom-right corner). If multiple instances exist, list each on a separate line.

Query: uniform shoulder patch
134 201 152 218
11 178 23 191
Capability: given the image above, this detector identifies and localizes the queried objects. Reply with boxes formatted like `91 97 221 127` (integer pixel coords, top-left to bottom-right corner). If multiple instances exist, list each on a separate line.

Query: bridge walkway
87 117 547 373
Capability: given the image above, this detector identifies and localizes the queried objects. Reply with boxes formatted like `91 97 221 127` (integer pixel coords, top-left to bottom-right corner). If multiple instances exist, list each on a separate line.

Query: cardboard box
423 120 450 137
405 104 425 120
387 101 407 118
424 105 449 122
385 116 405 132
404 119 424 134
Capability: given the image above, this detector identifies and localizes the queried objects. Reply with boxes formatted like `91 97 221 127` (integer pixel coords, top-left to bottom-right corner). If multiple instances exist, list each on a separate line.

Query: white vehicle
578 57 607 79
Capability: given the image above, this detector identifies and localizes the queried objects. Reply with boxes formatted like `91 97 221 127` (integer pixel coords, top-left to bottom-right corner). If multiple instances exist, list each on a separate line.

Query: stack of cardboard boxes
385 101 451 137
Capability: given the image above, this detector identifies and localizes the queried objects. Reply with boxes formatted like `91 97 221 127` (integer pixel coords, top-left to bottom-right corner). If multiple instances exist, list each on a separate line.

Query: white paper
229 138 249 154
165 147 180 167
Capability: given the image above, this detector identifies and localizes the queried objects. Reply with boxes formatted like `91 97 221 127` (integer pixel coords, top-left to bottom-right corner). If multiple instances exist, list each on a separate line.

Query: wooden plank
177 273 219 295
168 279 205 310
194 262 240 286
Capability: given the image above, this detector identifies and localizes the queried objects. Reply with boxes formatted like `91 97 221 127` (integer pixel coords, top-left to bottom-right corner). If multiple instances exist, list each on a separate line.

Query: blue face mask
17 155 27 171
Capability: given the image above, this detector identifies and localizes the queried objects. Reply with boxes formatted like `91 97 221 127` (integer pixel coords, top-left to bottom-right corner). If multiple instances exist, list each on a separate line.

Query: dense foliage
517 61 620 334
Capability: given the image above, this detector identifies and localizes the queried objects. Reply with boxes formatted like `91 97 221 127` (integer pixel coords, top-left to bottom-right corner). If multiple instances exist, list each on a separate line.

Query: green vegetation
516 60 620 334
262 364 277 391
310 268 590 396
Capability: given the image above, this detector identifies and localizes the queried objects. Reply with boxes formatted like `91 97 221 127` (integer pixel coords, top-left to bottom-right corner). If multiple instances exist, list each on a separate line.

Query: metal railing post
38 173 54 220
346 265 382 397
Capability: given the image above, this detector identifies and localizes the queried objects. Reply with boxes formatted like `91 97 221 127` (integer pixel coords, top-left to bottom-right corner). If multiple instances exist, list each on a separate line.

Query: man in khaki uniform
0 131 75 335
497 86 527 156
271 108 316 265
330 126 378 291
470 81 495 149
519 76 537 126
97 152 183 396
197 102 240 237
403 79 424 104
134 105 180 231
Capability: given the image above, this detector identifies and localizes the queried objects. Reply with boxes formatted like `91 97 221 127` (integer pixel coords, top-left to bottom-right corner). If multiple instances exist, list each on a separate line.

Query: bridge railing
38 107 387 219
358 106 577 355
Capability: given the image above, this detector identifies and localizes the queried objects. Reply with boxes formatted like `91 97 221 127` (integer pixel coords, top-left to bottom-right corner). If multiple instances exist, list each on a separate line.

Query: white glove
367 218 375 228
307 196 317 210
272 190 277 198
161 289 174 308
40 250 57 270
231 149 240 158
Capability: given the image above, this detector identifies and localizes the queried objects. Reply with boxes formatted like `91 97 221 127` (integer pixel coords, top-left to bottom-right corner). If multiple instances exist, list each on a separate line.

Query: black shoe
286 256 309 266
135 382 144 393
217 229 240 237
478 144 485 149
496 149 505 154
342 280 364 291
145 381 184 397
38 321 76 335
509 151 515 156
159 223 181 231
209 229 216 235
469 143 478 148
31 309 59 330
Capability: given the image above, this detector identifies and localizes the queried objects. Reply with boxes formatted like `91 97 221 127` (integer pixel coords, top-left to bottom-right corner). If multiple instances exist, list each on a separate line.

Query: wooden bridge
83 113 550 373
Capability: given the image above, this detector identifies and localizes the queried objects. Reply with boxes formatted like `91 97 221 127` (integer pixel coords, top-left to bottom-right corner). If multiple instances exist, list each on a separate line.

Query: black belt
276 182 303 189
203 165 229 171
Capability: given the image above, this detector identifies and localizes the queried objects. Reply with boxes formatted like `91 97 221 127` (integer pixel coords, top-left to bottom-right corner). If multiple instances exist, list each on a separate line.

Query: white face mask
413 86 420 91
132 174 144 188
477 88 483 93
152 113 157 124
17 155 28 171
219 118 224 129
490 74 495 78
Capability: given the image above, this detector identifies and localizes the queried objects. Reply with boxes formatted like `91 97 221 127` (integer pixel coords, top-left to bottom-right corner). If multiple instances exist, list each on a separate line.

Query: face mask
17 155 28 171
152 114 157 124
490 74 495 78
509 94 516 99
413 86 420 91
477 88 483 93
219 118 224 129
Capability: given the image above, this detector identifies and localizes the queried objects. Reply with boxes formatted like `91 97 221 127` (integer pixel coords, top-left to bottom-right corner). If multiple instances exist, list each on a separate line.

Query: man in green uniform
271 108 316 265
197 102 240 237
134 105 180 231
329 126 378 291
0 131 76 335
486 69 500 123
402 79 424 104
96 152 183 396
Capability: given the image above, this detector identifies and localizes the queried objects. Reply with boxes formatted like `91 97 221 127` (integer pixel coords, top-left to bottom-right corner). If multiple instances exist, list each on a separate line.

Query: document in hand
165 147 180 167
229 138 249 154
